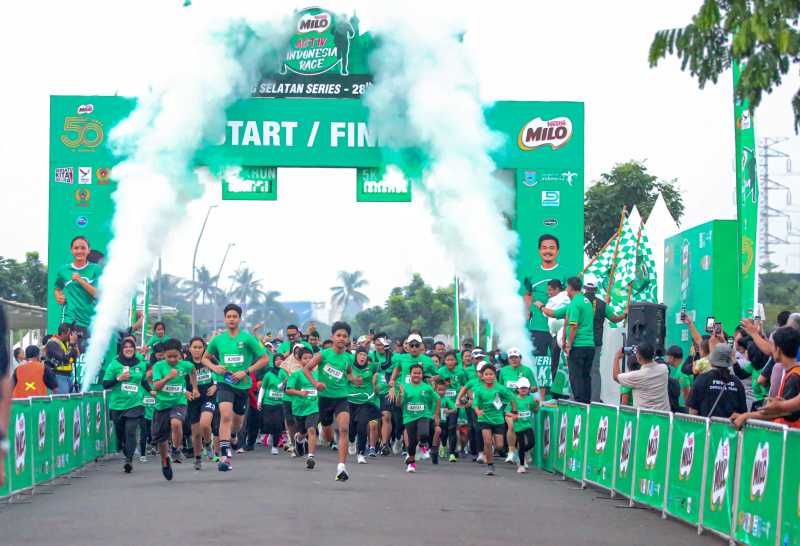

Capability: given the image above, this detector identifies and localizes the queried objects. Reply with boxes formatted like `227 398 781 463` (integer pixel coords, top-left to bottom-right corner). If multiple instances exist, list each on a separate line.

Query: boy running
498 347 536 463
397 364 441 473
286 348 320 468
471 365 515 476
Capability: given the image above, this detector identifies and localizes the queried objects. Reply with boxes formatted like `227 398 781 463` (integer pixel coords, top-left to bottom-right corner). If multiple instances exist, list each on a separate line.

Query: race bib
404 376 411 384
304 388 318 397
121 383 139 393
142 397 156 405
224 355 244 365
445 389 457 398
492 395 503 410
518 410 531 418
323 363 344 380
197 369 212 382
268 390 283 400
164 385 184 394
505 380 518 389
407 403 425 412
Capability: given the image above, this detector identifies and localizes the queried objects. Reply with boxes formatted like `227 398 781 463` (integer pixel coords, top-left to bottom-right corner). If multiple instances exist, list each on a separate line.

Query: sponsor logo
96 167 111 184
701 255 711 270
523 171 538 187
750 442 769 500
60 115 104 151
58 408 66 444
95 402 102 432
679 432 695 479
739 110 751 130
73 406 81 453
76 215 89 228
75 188 91 206
542 415 551 458
572 414 582 449
518 116 573 151
15 413 26 474
38 409 47 449
595 415 609 453
54 167 74 184
542 190 560 207
281 8 353 76
297 11 330 33
710 438 730 510
77 104 94 115
558 412 568 457
645 424 660 468
619 420 633 475
78 167 92 185
543 218 558 227
523 170 579 187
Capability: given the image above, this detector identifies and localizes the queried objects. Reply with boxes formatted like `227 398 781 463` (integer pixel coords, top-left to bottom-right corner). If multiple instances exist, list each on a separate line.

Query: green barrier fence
614 406 637 499
781 430 800 546
631 410 671 510
700 417 739 539
554 402 568 476
563 401 587 483
664 413 707 526
535 404 557 472
584 403 618 492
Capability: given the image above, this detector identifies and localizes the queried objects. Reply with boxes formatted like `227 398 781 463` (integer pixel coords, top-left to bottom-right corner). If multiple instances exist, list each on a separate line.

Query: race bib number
404 376 411 384
224 355 244 365
492 396 503 410
164 385 184 394
518 410 531 419
268 390 283 400
121 383 139 393
407 403 425 412
505 380 518 389
197 369 212 382
323 363 344 380
142 397 155 405
445 389 457 398
304 388 318 397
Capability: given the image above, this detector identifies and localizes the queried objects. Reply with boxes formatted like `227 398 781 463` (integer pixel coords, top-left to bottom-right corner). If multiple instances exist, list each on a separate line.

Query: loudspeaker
626 302 667 351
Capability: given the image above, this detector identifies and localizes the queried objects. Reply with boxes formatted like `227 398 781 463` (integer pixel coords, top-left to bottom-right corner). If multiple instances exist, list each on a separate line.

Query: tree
584 161 684 256
649 1 800 131
184 266 222 309
385 274 452 336
330 270 369 320
0 252 48 306
228 266 265 320
354 305 394 337
249 290 298 335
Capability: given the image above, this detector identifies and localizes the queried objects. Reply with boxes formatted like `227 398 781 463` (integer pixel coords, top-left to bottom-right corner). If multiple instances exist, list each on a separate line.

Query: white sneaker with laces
348 443 357 455
505 452 515 464
476 452 486 464
405 463 416 473
357 454 367 464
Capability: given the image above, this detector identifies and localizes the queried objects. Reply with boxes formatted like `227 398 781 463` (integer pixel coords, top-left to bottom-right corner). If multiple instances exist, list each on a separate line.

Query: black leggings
140 418 151 454
444 412 458 454
260 405 284 443
405 418 431 461
349 404 374 455
391 403 404 442
113 413 141 462
466 408 483 455
516 428 535 466
245 406 262 449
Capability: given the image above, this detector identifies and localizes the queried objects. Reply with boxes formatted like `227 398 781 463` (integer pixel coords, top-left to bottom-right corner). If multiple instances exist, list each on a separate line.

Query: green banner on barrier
665 415 707 525
53 396 70 476
614 407 637 498
554 403 569 475
734 423 785 545
69 395 83 470
702 419 738 537
9 400 34 494
537 405 558 472
31 397 55 484
585 404 617 490
564 403 587 481
632 411 670 510
781 430 800 546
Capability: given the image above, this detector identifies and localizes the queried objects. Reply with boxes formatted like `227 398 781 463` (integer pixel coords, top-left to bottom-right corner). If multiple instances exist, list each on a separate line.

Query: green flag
585 216 638 322
631 223 658 303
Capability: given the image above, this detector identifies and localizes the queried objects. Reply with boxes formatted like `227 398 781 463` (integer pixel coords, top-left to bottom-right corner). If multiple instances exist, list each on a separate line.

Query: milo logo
58 407 66 444
73 406 82 453
542 415 551 458
645 424 660 468
15 413 26 474
572 414 582 449
679 432 695 479
95 402 102 432
710 438 730 510
750 442 769 501
281 7 354 76
595 416 609 453
619 421 633 475
38 409 47 450
558 412 568 457
298 12 330 33
518 116 573 151
85 402 91 428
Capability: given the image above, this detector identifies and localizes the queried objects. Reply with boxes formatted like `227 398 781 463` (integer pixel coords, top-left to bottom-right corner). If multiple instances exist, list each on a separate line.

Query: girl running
285 348 319 469
396 363 441 473
186 337 216 470
471 365 515 476
257 353 286 455
347 348 380 463
507 377 538 473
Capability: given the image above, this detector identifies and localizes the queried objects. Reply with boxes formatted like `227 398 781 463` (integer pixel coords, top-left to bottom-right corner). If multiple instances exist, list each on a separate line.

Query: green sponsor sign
554 402 569 475
564 403 587 481
356 167 411 202
781 430 800 546
9 400 35 494
614 406 637 498
536 404 558 472
584 404 617 490
31 397 55 484
665 415 707 525
632 411 670 510
69 395 84 468
221 166 277 201
531 356 551 389
734 423 785 545
702 419 739 537
52 395 72 476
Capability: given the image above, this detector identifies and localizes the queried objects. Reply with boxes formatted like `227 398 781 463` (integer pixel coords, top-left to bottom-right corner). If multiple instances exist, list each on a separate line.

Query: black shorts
296 412 320 432
151 405 187 444
350 402 380 423
216 383 248 415
380 394 393 413
479 422 505 435
282 401 296 426
318 397 349 427
188 396 217 424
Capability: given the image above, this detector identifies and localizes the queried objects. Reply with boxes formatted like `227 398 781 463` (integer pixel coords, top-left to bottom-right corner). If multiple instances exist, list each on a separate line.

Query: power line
758 137 800 271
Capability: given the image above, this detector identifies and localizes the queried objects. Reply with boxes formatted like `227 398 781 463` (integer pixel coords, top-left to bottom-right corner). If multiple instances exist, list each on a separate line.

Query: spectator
0 307 10 486
12 345 59 398
44 323 80 394
582 275 627 402
747 313 800 396
666 345 691 406
686 344 747 418
612 342 669 411
13 347 23 366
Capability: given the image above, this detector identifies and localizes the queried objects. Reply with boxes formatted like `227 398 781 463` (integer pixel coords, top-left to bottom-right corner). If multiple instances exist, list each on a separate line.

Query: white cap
507 347 522 358
476 361 490 373
357 335 369 344
375 337 390 346
583 273 599 289
471 348 486 358
516 377 531 389
407 334 423 344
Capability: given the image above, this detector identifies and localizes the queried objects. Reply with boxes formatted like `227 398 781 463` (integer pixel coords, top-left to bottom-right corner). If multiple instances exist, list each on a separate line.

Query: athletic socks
220 441 232 459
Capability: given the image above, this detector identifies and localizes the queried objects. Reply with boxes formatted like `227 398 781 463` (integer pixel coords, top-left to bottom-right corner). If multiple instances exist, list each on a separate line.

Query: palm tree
330 270 369 321
229 266 265 320
184 266 222 308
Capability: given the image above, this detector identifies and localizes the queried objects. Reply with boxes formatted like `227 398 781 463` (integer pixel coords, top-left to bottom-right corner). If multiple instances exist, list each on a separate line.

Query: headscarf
118 339 139 368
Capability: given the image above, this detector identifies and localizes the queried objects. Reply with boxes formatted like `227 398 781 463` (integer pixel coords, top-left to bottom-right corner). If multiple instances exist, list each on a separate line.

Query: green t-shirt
286 369 318 417
498 364 537 390
348 361 378 407
259 371 285 406
512 394 536 432
472 382 514 425
206 330 266 391
553 293 595 348
370 351 392 396
392 353 436 384
103 359 148 411
439 396 456 421
317 348 354 399
670 365 692 406
143 394 156 420
526 263 567 332
277 340 312 355
195 362 214 386
400 381 439 424
54 261 102 328
742 361 769 401
436 365 466 396
146 335 171 354
152 360 195 411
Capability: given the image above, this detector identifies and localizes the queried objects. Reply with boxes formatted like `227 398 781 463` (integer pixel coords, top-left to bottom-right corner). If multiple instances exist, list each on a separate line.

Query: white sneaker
271 447 279 455
392 439 401 455
336 463 349 481
476 453 486 464
420 447 430 460
348 443 357 455
357 454 367 464
517 465 527 474
405 463 416 473
505 452 515 464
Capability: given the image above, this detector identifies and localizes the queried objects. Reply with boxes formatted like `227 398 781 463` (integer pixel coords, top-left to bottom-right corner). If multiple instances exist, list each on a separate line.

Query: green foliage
759 271 800 306
584 161 684 256
649 0 800 130
0 253 48 306
330 270 369 320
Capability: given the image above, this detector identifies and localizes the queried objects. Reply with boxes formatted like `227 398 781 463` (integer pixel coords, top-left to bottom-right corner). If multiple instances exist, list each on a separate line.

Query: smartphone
713 322 722 336
680 307 687 322
705 316 715 333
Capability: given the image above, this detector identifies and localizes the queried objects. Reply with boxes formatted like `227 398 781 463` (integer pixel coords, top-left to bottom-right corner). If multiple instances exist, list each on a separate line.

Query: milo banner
563 402 588 482
554 402 569 475
584 403 618 491
632 410 670 510
781 430 800 546
530 356 552 389
734 422 786 546
665 414 707 526
52 395 73 476
8 399 34 495
701 418 739 537
31 396 55 484
733 61 759 317
536 404 558 472
614 406 637 498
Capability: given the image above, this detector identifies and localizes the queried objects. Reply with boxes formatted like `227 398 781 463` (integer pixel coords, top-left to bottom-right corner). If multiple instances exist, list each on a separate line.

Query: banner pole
610 405 619 498
474 295 480 346
580 232 617 277
605 207 628 304
697 417 711 535
774 426 788 546
453 275 460 349
661 412 674 519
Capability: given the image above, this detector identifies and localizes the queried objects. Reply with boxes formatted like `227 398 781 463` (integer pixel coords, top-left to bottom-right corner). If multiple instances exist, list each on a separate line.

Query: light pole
191 205 217 337
213 242 235 331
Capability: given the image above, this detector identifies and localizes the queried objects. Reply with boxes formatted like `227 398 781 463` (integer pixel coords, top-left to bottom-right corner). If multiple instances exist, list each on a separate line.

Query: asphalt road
0 446 722 546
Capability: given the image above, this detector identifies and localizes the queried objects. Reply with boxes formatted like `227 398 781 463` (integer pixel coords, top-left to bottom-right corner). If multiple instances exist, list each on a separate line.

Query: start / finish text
225 120 377 148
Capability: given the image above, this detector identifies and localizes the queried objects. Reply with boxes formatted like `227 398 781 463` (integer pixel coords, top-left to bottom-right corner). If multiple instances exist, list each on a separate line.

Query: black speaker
626 303 667 351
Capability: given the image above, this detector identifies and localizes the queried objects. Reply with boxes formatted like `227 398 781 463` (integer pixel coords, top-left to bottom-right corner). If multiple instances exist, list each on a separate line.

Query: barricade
584 403 618 493
780 429 800 546
699 417 739 539
613 405 637 499
535 403 558 472
562 401 588 483
631 409 671 510
663 413 707 526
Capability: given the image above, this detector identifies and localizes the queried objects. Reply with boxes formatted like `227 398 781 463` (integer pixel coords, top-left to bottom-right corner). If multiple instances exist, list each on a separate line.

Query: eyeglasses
408 342 422 349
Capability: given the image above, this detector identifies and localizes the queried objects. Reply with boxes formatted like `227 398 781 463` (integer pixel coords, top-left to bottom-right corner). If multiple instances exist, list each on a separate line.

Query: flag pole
625 222 644 308
453 274 460 349
604 207 628 304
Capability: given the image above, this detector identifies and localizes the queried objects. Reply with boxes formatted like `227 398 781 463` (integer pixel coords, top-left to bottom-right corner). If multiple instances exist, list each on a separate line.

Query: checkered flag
631 223 658 303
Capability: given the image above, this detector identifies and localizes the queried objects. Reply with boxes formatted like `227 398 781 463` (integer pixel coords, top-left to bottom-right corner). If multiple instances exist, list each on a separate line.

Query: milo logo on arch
281 7 355 76
710 438 730 511
750 442 769 501
518 116 573 151
679 432 695 479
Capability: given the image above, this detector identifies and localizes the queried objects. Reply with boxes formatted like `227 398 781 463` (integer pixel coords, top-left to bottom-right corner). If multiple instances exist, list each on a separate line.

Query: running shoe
439 445 446 458
271 447 279 455
420 446 430 460
476 453 486 464
306 455 316 470
367 447 377 458
124 461 133 474
485 464 496 476
348 443 357 456
357 454 367 464
448 454 457 463
212 454 220 463
517 465 527 474
138 456 148 463
403 453 410 464
391 439 401 455
162 460 173 481
405 463 416 473
171 448 183 463
380 444 391 457
329 441 338 451
505 452 516 464
236 447 245 454
335 463 349 481
217 456 232 472
194 459 202 471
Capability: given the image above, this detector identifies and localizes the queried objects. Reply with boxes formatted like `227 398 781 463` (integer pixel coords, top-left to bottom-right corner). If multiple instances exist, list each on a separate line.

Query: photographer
612 342 669 411
44 322 81 394
686 344 747 418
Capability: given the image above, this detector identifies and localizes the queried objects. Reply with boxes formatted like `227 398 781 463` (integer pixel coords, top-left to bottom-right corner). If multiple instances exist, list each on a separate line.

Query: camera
623 346 638 357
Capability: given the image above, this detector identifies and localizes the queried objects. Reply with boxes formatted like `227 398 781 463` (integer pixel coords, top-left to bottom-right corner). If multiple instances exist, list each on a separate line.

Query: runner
347 348 380 463
389 334 437 386
256 353 286 455
102 338 149 473
202 304 270 472
145 322 170 356
370 335 394 455
434 351 463 462
457 356 484 462
396 363 441 473
186 337 216 470
498 347 536 464
304 321 357 481
52 236 101 349
471 364 516 476
507 377 538 474
151 338 197 481
285 348 319 469
277 325 311 356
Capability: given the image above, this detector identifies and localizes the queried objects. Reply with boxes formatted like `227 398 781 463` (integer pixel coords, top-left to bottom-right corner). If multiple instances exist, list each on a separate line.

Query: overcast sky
1 0 799 309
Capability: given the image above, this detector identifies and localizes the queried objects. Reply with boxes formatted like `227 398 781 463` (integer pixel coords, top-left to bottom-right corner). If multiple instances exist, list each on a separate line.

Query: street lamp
191 205 217 337
213 242 235 331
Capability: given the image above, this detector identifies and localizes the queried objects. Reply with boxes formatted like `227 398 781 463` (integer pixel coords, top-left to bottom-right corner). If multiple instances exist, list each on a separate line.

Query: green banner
52 395 71 476
564 403 587 482
356 167 411 202
781 430 800 546
585 404 617 490
554 402 569 475
536 404 558 472
734 423 785 545
733 62 758 318
614 407 637 498
530 356 551 389
31 397 55 484
221 166 278 201
632 411 670 510
702 419 739 537
665 415 707 525
69 395 84 469
9 400 34 494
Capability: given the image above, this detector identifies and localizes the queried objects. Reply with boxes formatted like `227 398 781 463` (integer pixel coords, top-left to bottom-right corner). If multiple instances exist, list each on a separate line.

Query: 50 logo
60 116 104 150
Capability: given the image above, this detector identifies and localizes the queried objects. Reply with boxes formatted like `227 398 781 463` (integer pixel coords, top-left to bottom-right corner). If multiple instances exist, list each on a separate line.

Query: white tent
644 193 680 303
